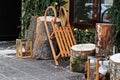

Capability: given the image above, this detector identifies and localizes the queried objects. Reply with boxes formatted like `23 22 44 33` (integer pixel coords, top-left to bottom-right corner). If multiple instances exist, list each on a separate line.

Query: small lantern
87 56 109 80
16 39 33 58
87 58 99 80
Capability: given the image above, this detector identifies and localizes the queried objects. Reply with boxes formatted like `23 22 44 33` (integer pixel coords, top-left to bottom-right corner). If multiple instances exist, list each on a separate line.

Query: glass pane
101 0 113 22
73 0 93 24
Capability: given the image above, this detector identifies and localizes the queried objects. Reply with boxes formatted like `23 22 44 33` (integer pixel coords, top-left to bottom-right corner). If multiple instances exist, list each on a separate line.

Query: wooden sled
44 6 76 66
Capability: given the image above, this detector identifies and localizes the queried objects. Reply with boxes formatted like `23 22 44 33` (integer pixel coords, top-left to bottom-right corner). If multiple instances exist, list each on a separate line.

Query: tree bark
96 23 114 56
25 16 39 44
70 45 88 73
33 16 59 60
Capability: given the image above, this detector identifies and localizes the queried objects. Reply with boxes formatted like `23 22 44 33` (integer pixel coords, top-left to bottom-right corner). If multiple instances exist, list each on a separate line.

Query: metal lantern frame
87 59 99 80
16 39 33 58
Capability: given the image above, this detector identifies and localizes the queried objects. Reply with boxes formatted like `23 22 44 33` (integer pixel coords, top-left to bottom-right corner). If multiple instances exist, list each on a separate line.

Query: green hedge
73 28 95 44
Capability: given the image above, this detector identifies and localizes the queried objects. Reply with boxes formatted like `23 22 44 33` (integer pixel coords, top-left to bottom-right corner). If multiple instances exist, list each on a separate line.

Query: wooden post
20 40 23 58
96 60 99 80
87 59 90 80
16 39 19 57
93 0 101 22
30 41 33 57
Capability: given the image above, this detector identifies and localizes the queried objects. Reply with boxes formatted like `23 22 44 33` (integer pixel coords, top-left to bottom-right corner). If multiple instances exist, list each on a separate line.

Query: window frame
69 0 101 29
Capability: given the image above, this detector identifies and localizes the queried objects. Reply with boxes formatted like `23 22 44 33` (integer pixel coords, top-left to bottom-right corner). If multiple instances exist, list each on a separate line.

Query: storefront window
69 0 113 28
73 0 93 24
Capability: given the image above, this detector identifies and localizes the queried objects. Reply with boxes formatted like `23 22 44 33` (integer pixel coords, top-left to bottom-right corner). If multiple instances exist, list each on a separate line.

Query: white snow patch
110 53 120 63
71 43 95 52
0 49 16 57
38 16 60 22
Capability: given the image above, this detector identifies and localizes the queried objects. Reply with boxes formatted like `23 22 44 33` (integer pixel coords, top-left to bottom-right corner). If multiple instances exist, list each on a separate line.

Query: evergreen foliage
74 29 95 44
107 0 120 52
20 0 67 38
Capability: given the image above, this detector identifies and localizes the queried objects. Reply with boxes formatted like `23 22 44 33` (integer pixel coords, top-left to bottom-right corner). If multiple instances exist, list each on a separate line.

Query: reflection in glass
73 0 93 24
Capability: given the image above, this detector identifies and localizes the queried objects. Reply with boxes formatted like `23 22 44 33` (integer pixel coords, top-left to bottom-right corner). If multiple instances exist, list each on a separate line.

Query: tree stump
70 43 95 73
70 49 87 73
33 16 59 60
95 23 114 56
25 16 39 44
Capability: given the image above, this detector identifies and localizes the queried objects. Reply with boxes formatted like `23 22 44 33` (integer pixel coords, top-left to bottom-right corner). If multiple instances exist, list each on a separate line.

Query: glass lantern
16 39 33 58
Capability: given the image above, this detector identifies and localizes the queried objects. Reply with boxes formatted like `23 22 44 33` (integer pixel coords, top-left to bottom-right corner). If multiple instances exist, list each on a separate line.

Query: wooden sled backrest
56 6 76 56
44 6 76 57
52 6 76 57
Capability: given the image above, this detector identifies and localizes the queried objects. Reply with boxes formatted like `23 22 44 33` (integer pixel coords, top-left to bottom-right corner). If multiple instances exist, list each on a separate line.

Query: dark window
69 0 101 29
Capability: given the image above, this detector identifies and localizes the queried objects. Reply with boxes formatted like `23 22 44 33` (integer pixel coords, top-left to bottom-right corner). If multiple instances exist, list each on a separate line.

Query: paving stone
0 41 85 80
0 73 12 80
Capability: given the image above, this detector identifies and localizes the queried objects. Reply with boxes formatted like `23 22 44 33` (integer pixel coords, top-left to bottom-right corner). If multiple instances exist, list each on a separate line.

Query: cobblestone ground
0 41 85 80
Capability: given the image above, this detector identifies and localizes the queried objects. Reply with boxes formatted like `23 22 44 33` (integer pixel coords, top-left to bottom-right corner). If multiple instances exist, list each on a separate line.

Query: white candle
113 46 115 54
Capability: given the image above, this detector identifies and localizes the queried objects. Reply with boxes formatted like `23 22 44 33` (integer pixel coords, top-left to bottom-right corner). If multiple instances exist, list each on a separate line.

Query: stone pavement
0 41 85 80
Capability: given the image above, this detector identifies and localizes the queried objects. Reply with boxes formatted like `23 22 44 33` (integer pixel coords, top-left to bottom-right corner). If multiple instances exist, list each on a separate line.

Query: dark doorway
0 0 21 41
